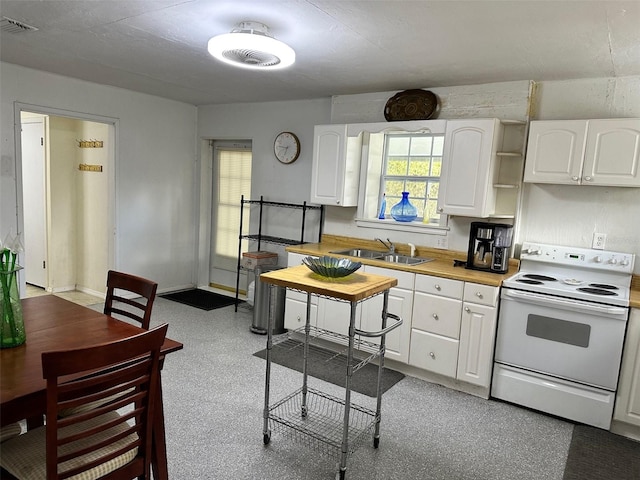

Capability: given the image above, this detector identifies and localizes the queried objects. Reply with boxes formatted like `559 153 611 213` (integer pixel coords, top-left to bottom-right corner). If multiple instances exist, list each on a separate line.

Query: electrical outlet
436 236 449 249
592 233 606 250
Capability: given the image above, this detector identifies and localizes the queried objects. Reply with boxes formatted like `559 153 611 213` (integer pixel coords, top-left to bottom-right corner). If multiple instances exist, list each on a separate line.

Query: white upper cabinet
310 124 362 206
312 120 446 208
439 119 499 217
524 118 640 187
438 119 524 218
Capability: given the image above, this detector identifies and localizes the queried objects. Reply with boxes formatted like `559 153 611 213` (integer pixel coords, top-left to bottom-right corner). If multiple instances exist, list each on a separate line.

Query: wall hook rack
77 139 104 148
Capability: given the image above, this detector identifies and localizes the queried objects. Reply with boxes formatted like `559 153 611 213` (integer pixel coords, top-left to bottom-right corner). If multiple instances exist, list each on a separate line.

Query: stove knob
608 258 618 265
594 256 602 263
621 258 630 266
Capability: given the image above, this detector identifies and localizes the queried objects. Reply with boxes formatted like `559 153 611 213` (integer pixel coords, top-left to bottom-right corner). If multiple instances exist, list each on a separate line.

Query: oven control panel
521 242 635 273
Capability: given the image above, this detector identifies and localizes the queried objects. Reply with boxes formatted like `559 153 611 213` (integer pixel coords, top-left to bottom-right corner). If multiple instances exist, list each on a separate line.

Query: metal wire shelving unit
234 195 324 310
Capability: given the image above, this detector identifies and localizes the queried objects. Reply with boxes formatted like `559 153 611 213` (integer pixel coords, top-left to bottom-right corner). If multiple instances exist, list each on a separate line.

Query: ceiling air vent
1 16 38 34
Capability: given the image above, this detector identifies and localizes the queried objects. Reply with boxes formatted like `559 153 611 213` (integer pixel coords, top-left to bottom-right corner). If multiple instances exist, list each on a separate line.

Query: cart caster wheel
373 437 380 448
263 432 271 445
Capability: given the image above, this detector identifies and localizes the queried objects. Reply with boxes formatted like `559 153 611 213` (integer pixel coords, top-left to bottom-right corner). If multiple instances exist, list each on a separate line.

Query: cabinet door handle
584 176 593 181
336 200 341 205
437 207 443 213
429 352 436 359
571 176 580 181
434 284 441 291
432 313 439 320
464 306 471 313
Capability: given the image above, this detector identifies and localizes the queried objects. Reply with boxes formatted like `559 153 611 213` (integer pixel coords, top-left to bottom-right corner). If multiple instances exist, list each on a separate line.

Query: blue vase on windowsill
390 192 417 222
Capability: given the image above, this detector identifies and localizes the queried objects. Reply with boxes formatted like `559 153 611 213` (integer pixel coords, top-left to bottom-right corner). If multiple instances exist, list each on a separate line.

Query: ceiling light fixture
207 21 295 70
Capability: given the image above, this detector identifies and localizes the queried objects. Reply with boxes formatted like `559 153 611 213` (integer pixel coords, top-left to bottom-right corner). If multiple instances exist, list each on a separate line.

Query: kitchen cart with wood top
259 264 401 480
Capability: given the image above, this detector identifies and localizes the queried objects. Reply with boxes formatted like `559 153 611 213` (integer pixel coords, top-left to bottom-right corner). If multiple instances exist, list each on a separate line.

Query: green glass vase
0 267 26 348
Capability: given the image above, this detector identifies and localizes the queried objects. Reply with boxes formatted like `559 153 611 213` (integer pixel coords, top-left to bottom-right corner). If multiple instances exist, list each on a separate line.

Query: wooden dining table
0 295 183 480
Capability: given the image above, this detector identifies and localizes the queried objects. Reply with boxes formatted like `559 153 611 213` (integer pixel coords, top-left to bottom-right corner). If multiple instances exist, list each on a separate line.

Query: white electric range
492 242 635 429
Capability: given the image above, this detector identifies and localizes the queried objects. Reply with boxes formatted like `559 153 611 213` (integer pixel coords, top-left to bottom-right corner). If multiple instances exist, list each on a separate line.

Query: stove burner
577 287 618 296
522 274 557 282
516 279 544 285
589 283 619 290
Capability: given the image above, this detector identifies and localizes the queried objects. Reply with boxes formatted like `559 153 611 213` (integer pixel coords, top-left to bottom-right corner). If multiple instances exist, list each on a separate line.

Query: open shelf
234 196 324 310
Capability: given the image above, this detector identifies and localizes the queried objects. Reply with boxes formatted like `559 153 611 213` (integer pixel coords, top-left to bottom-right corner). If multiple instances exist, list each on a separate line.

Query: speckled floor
123 297 573 480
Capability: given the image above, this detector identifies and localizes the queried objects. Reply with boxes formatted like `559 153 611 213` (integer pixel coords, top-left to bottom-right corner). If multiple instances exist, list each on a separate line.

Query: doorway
208 140 252 293
17 104 116 299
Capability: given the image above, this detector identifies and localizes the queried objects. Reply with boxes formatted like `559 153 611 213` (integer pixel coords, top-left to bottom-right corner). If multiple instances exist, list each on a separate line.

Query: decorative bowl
302 256 362 278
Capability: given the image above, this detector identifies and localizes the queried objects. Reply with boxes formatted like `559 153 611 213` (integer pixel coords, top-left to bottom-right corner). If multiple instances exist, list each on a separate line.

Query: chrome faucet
375 237 395 253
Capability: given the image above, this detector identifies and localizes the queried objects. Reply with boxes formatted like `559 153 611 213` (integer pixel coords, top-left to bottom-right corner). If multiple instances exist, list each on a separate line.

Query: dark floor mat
563 424 640 480
254 340 405 397
161 289 238 311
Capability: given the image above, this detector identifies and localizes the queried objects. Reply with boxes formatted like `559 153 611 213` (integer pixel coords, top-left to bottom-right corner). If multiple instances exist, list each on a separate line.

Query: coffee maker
466 222 513 273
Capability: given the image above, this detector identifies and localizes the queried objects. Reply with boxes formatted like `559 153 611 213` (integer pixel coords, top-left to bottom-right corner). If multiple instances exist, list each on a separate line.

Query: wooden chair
0 324 168 480
104 270 158 330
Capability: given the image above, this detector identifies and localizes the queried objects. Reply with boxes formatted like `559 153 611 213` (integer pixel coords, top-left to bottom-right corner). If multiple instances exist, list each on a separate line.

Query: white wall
76 121 110 295
0 62 198 292
196 99 331 287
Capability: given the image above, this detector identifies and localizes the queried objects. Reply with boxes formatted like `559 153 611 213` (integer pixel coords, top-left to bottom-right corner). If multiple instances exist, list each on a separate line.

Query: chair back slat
104 270 158 330
42 324 168 480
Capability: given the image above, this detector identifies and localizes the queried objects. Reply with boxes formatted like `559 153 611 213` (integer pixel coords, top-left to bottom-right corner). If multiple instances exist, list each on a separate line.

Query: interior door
21 118 47 288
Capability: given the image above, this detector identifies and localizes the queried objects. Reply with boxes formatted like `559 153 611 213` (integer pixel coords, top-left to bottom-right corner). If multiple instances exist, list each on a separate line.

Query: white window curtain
213 147 252 270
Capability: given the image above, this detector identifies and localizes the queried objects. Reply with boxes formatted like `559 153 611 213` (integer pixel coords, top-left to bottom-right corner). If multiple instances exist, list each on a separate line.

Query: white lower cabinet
284 253 319 332
285 252 499 389
409 276 499 388
317 297 353 338
409 275 463 376
457 300 497 386
359 266 414 363
284 292 318 331
409 330 459 377
613 308 640 427
457 283 499 387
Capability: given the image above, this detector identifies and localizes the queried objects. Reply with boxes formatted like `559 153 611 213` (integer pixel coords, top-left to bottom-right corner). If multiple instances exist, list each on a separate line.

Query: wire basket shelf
268 387 378 460
273 326 384 373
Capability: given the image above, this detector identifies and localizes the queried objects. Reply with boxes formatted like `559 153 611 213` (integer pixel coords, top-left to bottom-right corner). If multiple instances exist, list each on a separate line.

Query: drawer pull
432 313 439 320
429 352 436 359
464 307 471 313
475 292 483 298
434 284 441 291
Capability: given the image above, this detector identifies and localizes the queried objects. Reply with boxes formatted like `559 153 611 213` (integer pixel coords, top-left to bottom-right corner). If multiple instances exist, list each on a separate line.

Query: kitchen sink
381 254 434 265
330 249 433 266
330 248 386 259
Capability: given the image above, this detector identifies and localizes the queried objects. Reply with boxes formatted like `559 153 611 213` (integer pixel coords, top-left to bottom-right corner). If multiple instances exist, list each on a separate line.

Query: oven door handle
502 289 629 319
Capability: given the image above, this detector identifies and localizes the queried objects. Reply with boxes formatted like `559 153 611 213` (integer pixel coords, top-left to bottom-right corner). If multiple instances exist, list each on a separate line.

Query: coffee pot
466 222 513 273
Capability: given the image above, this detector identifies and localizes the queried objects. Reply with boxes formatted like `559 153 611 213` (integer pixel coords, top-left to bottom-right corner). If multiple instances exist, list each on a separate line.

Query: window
212 146 252 271
380 133 444 224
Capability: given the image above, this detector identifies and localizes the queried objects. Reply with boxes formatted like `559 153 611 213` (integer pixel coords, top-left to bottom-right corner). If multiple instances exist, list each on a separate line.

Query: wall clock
274 131 300 164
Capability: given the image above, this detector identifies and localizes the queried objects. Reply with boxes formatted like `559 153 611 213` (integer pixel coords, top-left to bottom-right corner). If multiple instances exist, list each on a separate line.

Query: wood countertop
284 235 640 308
285 235 518 287
631 276 640 309
259 264 397 302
